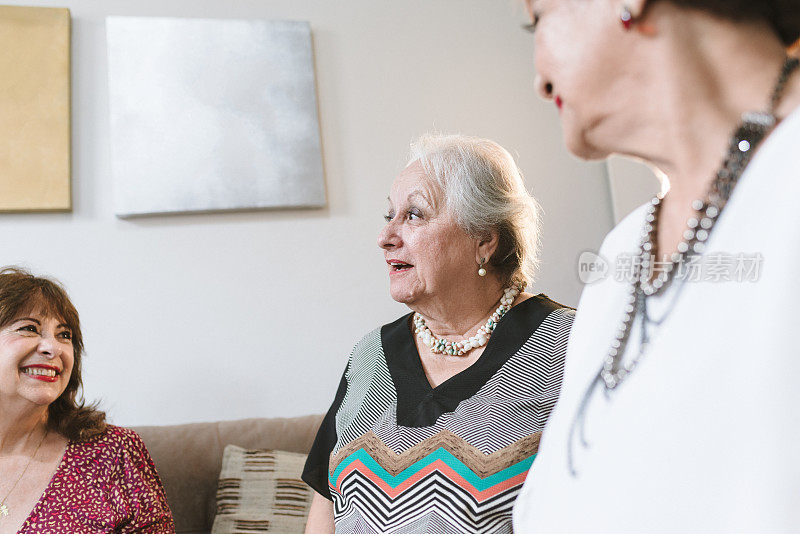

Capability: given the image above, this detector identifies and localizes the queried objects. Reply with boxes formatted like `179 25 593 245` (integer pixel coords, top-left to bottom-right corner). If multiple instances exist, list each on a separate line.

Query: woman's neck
616 6 800 256
640 19 789 181
0 404 48 456
412 279 507 339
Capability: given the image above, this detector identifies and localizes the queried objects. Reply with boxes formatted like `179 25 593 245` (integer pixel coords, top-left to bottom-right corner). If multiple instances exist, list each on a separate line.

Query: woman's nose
534 73 554 102
37 334 61 358
378 220 400 250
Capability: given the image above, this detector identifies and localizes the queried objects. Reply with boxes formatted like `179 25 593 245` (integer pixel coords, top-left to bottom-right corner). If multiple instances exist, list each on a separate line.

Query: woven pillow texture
211 445 314 533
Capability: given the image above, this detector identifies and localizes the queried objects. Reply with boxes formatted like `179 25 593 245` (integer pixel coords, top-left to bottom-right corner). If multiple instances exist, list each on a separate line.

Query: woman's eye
58 331 73 341
18 325 38 334
384 209 422 222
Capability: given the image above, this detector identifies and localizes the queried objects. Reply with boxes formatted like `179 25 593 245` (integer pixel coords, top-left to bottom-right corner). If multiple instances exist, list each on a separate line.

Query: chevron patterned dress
303 295 574 534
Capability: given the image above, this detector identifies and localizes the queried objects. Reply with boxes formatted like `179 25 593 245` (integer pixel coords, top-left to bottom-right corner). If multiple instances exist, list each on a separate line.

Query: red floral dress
19 425 174 533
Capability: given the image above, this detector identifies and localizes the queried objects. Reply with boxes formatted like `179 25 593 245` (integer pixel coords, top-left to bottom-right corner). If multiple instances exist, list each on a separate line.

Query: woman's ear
476 230 500 265
621 0 647 19
620 0 657 35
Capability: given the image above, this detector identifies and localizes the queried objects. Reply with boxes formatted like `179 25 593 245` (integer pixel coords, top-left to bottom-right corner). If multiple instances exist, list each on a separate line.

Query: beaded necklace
600 56 799 391
567 56 800 477
413 285 523 356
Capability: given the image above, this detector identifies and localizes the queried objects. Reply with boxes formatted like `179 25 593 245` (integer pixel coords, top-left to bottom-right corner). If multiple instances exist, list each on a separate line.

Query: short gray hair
408 134 541 287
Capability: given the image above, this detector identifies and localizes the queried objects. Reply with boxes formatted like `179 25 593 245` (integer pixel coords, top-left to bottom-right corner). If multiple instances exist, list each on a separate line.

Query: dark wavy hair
0 267 106 442
662 0 800 46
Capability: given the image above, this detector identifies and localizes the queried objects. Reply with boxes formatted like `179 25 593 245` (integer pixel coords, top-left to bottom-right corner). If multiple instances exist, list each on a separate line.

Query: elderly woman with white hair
301 134 574 534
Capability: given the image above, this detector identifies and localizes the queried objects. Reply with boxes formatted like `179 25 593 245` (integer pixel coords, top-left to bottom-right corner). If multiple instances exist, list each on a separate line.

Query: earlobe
619 0 649 31
623 0 648 18
475 232 500 268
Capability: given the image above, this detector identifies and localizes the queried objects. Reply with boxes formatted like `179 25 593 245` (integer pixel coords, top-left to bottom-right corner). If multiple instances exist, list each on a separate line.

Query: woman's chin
22 392 60 408
390 292 414 305
389 286 417 305
563 125 612 161
18 382 67 407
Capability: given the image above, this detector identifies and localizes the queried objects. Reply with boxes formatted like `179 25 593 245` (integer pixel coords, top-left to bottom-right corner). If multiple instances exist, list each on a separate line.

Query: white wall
606 157 663 223
1 0 614 426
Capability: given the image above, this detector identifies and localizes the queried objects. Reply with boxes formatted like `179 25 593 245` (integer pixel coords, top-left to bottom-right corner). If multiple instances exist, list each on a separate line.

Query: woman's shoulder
86 424 143 445
71 424 150 461
56 426 157 486
350 313 412 355
540 306 575 356
519 293 576 324
65 427 174 528
342 313 414 371
508 294 575 358
101 424 147 448
543 305 576 328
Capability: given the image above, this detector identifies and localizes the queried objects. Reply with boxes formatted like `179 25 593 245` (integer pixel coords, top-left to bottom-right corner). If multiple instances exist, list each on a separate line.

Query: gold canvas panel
0 5 70 211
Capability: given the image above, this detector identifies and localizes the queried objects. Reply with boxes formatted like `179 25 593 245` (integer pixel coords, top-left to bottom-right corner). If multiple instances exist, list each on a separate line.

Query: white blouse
513 106 800 533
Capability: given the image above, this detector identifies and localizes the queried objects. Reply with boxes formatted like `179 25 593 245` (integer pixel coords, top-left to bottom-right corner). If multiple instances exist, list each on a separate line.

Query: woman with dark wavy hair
0 267 174 533
511 0 800 531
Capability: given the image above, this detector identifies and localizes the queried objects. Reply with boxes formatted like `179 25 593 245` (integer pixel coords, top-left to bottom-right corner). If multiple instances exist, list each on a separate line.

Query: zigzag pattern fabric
325 304 573 533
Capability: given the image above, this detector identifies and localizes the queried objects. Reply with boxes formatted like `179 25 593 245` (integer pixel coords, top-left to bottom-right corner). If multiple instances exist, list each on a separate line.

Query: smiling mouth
20 365 60 382
387 261 413 272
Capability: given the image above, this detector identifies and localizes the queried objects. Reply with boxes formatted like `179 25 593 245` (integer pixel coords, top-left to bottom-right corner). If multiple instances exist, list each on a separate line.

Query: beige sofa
133 414 325 534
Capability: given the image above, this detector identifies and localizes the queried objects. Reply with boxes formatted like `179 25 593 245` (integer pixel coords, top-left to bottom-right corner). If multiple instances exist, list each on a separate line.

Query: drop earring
620 4 633 30
478 258 487 277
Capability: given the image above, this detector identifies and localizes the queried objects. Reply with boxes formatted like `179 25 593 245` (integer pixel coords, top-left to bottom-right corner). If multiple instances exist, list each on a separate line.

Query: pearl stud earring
478 258 487 277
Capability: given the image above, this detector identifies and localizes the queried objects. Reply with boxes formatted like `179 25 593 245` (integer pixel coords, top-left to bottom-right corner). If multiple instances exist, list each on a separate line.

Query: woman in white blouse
512 1 800 532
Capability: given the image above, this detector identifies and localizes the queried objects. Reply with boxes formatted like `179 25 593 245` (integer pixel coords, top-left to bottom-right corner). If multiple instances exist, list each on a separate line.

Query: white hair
408 133 541 287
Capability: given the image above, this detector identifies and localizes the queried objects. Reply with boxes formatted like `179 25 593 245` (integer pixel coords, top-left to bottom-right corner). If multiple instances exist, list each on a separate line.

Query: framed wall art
106 16 326 217
0 6 71 212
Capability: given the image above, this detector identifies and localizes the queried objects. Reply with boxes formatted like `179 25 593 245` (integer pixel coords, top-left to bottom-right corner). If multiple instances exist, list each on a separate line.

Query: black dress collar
380 294 568 428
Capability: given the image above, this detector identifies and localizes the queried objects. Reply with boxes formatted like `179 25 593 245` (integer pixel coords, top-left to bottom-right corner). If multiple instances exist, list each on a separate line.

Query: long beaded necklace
600 56 800 391
413 285 522 356
0 428 48 519
566 56 800 477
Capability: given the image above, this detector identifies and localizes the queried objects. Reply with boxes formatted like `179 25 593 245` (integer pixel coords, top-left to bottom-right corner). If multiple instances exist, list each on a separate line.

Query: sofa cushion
211 446 313 533
134 414 324 534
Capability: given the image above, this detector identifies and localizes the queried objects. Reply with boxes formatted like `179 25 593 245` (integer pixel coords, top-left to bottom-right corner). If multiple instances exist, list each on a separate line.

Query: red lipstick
555 95 563 110
20 364 61 383
386 259 413 275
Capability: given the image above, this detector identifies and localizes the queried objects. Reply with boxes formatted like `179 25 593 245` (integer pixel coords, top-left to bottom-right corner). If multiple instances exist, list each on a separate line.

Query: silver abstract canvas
106 17 325 217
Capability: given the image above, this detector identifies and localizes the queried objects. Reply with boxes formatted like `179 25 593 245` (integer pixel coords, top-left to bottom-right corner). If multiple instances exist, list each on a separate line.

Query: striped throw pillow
211 446 313 533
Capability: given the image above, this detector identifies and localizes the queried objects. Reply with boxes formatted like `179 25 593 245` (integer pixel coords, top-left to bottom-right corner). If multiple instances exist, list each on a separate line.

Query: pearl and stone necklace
413 285 522 356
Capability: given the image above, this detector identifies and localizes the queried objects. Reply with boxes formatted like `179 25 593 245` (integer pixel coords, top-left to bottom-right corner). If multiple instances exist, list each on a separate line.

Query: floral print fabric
19 425 174 533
